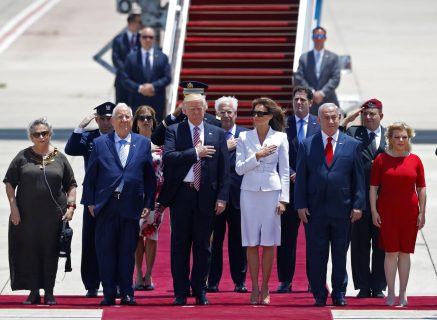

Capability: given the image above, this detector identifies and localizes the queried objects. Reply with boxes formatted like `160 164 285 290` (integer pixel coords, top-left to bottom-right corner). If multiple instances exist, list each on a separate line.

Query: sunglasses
138 115 153 122
252 111 270 118
32 131 49 138
141 35 154 40
312 34 326 40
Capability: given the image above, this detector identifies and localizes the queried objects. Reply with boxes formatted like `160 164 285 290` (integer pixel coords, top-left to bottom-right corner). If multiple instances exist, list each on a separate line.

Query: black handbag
59 220 73 272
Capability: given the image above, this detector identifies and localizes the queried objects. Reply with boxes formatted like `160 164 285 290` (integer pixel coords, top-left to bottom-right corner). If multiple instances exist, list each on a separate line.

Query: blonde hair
385 121 415 152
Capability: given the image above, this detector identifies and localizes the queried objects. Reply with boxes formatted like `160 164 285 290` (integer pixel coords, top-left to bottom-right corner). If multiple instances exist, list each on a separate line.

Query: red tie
193 127 201 191
325 136 333 166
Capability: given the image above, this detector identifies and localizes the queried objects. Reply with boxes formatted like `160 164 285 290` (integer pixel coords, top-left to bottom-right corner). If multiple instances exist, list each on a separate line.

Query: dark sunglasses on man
141 35 154 40
312 34 326 40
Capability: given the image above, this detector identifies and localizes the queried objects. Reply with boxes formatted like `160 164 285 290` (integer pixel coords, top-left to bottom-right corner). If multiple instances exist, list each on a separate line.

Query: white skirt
240 190 281 247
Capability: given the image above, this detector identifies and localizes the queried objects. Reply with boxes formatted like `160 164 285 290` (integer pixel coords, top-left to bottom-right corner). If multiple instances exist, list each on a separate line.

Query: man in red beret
341 99 387 299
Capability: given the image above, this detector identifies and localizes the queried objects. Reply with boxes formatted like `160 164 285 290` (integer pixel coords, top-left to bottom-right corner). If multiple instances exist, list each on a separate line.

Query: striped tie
193 127 201 191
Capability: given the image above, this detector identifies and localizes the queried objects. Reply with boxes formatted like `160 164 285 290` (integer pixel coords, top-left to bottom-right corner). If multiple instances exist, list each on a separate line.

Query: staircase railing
162 0 190 115
293 0 317 72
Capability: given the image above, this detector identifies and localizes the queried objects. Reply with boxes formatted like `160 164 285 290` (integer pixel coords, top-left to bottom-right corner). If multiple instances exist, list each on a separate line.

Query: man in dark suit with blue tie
65 101 115 298
207 96 248 293
122 26 171 122
160 90 230 306
341 99 387 298
112 14 142 103
294 103 365 307
81 103 155 306
276 86 320 293
294 27 341 115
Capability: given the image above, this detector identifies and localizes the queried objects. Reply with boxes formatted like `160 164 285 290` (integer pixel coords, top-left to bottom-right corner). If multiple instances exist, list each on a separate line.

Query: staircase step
181 68 292 76
189 12 298 21
189 5 298 11
188 20 297 27
183 59 292 69
180 75 291 85
185 43 294 53
191 0 298 4
183 53 293 59
186 36 294 43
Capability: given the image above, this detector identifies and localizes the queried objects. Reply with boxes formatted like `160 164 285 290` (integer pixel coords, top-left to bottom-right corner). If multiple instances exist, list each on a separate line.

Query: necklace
29 147 58 169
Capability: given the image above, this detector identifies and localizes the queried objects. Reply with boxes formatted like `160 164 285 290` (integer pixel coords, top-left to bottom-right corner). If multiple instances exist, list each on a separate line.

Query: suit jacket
157 121 230 209
294 49 341 108
81 132 156 219
122 48 171 113
286 114 320 175
294 131 365 218
64 129 100 170
236 128 290 203
228 125 249 209
346 125 386 211
112 32 140 88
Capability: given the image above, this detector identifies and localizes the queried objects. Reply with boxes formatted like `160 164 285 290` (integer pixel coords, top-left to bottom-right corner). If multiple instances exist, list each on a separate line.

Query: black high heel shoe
23 290 41 305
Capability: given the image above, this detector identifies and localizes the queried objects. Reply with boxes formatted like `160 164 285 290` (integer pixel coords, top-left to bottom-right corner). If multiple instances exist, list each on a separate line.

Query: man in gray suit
294 27 341 115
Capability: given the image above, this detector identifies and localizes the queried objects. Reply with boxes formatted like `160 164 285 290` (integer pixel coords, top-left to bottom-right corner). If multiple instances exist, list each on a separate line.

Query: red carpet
1 214 437 319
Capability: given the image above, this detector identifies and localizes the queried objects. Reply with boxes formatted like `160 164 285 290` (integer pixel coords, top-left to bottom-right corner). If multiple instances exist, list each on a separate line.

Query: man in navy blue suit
64 101 115 298
276 86 320 293
160 91 230 306
294 103 365 307
81 103 155 306
207 96 248 293
112 13 143 103
122 26 171 121
294 27 341 115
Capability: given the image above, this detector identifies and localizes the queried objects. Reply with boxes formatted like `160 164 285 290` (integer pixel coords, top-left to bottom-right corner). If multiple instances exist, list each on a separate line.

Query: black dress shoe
195 293 209 305
356 289 372 298
372 290 385 298
276 282 292 293
99 298 116 306
86 289 98 298
206 284 219 292
314 299 326 307
44 293 57 305
234 284 248 293
120 295 137 306
332 298 347 306
173 296 187 306
23 291 41 305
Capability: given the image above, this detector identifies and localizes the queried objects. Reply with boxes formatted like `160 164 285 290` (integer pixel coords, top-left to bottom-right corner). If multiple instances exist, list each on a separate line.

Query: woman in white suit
236 97 289 305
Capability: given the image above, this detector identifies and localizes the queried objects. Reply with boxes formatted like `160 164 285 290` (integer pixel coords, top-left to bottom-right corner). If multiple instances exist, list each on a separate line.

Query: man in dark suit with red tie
112 13 143 104
207 96 248 293
122 26 171 121
294 103 365 307
340 99 387 298
276 86 320 293
160 88 230 306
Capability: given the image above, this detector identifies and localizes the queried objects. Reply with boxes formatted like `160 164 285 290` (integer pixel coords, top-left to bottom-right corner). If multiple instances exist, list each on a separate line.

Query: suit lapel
378 126 386 152
125 134 137 166
329 132 345 168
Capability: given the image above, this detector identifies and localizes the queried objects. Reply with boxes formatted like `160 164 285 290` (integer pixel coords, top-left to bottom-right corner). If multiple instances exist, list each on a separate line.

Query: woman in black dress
4 118 77 305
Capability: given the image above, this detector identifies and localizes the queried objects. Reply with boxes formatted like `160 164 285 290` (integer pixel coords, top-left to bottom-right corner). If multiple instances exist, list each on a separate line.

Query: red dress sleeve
370 153 382 186
415 155 426 188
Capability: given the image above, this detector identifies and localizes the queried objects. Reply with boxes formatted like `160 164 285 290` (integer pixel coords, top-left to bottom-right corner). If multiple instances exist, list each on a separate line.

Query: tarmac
0 0 436 319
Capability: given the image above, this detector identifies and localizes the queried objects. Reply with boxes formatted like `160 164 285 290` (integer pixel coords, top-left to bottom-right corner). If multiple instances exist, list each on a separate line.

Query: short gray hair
27 117 53 139
318 103 340 116
112 103 133 117
215 96 238 112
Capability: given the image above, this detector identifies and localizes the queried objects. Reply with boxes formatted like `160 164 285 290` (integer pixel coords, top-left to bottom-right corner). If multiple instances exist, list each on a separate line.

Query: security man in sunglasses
64 101 115 298
294 26 341 115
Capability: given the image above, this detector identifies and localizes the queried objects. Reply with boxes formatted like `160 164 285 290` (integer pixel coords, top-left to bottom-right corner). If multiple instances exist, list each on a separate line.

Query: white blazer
236 128 290 203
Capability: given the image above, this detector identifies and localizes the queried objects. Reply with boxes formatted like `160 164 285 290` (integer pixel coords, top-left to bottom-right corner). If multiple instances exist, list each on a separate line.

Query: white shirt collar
188 120 204 133
321 129 339 143
114 132 131 144
294 114 310 123
366 126 382 137
141 47 154 56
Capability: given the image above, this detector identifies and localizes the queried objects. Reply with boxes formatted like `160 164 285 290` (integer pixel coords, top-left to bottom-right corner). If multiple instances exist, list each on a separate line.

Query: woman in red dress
370 122 426 307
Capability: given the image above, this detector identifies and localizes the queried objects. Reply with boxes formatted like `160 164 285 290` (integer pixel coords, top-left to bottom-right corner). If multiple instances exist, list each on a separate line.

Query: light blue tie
297 119 305 143
315 51 321 78
116 140 128 192
225 131 233 140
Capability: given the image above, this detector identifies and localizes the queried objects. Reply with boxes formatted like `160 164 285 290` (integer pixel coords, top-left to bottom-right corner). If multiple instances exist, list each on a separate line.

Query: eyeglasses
141 35 154 40
312 34 326 40
218 110 234 116
31 131 49 138
251 111 270 117
138 115 153 122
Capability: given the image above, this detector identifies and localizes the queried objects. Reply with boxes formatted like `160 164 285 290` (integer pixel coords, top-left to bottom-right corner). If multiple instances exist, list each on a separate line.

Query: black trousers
81 207 100 290
350 211 386 291
209 204 247 287
170 185 214 297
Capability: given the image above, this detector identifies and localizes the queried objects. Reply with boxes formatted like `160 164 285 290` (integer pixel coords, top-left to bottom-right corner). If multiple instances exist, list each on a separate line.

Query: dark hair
132 105 157 134
292 86 313 100
312 26 327 34
127 14 141 23
252 97 285 132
